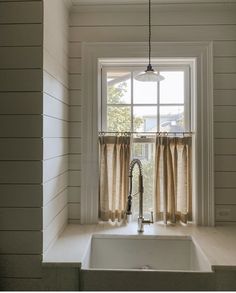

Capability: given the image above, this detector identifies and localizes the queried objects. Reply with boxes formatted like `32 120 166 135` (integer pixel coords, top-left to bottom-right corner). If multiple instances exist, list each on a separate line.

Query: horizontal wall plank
68 203 80 220
43 36 68 73
214 57 236 73
69 25 236 42
42 267 79 291
43 71 69 104
215 189 236 204
43 48 68 88
214 90 236 105
216 205 236 221
215 172 236 188
215 155 236 171
215 139 236 155
0 231 42 254
69 58 81 74
0 161 42 184
214 73 236 89
0 278 42 292
0 69 42 91
43 189 67 228
0 115 42 138
0 255 42 278
43 116 68 138
69 106 82 122
43 93 69 121
43 206 67 253
69 170 81 186
214 41 236 57
43 138 68 160
68 186 80 203
214 122 236 138
69 42 81 58
69 138 81 154
43 155 68 183
69 74 81 90
69 122 82 138
0 92 42 114
43 1 68 64
69 154 81 170
0 24 42 46
0 208 41 230
0 2 42 24
70 3 236 26
214 106 236 121
0 47 42 69
0 138 42 160
43 172 68 205
0 185 42 208
70 90 81 106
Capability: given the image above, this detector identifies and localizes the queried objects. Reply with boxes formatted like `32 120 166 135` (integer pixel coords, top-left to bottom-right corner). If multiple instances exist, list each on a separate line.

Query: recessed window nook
81 42 214 226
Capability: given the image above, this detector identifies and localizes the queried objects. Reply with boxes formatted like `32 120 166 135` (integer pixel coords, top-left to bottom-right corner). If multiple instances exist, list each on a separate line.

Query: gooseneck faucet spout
126 159 153 233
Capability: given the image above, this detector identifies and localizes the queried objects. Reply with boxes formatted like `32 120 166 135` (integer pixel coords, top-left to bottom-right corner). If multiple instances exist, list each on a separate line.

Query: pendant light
135 0 165 82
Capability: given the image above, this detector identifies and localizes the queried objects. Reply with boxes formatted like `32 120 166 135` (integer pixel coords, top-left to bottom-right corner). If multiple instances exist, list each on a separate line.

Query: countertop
43 222 236 270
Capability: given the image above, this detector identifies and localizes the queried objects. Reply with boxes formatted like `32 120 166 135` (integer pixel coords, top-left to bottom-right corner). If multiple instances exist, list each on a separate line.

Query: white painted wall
43 0 70 253
0 0 74 290
0 0 43 290
69 2 236 224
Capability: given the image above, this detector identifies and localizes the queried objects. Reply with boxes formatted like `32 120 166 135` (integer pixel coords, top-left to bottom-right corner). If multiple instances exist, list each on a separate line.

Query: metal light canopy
135 0 165 82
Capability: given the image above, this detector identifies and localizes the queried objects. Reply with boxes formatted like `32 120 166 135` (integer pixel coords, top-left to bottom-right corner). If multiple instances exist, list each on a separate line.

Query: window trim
81 42 214 226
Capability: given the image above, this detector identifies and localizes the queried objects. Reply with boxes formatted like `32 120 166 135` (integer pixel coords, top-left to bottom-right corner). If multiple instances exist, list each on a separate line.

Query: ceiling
71 0 236 5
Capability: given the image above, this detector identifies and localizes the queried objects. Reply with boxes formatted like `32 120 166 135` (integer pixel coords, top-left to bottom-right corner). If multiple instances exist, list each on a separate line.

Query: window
101 63 191 219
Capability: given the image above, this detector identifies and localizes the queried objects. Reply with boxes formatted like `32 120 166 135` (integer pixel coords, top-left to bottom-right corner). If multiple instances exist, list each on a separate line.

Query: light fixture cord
148 0 151 67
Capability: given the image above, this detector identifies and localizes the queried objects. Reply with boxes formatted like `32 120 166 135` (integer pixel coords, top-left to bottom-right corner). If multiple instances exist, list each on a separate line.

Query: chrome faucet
126 158 153 233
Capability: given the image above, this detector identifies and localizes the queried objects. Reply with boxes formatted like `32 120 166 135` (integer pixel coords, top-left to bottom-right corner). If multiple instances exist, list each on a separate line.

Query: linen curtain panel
99 135 131 221
154 136 192 224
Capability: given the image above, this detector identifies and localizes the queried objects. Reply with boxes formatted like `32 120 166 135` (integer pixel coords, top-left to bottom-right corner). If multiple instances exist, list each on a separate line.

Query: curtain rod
99 131 194 135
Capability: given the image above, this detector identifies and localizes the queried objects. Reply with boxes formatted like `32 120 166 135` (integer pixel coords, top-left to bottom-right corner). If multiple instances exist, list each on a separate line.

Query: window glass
107 71 131 104
133 71 157 104
160 71 184 104
133 106 157 132
107 106 131 132
160 106 184 132
132 142 155 218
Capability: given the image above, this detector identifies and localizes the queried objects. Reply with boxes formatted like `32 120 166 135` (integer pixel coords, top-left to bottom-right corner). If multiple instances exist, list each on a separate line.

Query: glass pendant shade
135 64 165 82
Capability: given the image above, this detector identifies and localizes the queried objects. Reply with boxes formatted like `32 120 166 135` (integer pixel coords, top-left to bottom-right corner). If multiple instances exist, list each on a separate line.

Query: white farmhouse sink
83 234 211 272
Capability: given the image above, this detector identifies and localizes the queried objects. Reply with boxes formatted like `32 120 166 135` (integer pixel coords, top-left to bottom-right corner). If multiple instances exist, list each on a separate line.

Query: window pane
133 106 157 132
160 71 184 104
133 71 157 104
132 143 155 219
107 106 131 132
107 71 131 104
160 106 184 132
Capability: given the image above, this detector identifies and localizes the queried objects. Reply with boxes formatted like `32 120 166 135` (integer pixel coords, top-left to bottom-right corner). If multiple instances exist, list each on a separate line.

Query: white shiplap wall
0 0 43 290
43 0 70 253
69 2 236 224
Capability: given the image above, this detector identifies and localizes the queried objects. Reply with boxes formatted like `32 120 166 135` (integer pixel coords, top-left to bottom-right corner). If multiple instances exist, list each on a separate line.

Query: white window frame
81 42 214 226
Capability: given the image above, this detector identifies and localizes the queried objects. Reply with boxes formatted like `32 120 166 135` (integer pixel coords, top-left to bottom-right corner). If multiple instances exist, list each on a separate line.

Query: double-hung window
100 63 192 219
